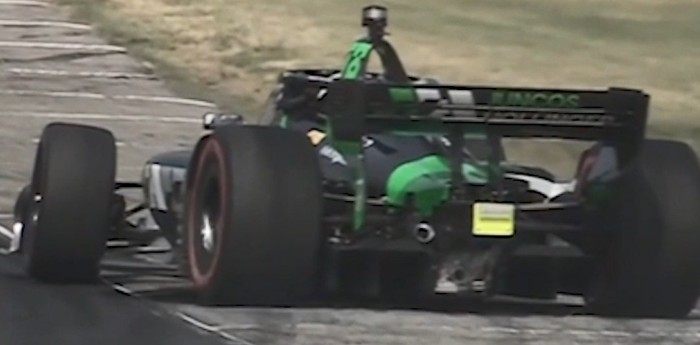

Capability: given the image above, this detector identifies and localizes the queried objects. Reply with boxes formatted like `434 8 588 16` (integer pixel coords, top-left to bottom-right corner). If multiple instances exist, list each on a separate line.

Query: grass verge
51 0 700 175
54 0 259 114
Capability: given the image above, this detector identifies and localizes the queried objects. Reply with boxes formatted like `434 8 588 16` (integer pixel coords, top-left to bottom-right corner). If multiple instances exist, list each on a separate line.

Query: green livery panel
341 41 374 79
386 155 488 216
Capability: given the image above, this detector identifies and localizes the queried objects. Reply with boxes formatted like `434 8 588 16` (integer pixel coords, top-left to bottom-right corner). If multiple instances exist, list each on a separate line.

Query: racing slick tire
22 122 116 283
184 124 323 306
585 139 700 318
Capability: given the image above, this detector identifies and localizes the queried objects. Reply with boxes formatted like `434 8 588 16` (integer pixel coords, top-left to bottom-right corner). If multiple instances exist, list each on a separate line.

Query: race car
10 5 700 318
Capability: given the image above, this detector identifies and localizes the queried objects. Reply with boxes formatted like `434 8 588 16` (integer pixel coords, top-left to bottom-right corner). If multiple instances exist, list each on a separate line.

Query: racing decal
341 41 373 79
490 91 581 109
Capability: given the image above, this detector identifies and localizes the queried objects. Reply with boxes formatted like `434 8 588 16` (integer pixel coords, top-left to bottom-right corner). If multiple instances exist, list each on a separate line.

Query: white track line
479 326 700 339
108 282 256 344
0 20 91 30
0 214 12 220
0 0 48 6
30 137 129 146
0 89 216 108
28 138 192 150
0 163 144 172
0 224 13 241
110 283 134 296
177 313 256 345
0 41 126 52
0 111 200 123
6 68 156 80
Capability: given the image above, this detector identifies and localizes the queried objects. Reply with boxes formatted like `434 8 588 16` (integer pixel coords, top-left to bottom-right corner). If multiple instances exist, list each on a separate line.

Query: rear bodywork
134 21 649 298
4 5 641 299
274 72 647 295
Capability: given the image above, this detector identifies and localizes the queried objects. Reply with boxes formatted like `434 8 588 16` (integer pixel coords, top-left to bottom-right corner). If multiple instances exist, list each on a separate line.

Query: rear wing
280 74 650 143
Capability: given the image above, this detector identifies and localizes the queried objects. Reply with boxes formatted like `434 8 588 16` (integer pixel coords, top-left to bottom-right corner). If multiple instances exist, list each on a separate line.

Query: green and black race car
11 5 700 318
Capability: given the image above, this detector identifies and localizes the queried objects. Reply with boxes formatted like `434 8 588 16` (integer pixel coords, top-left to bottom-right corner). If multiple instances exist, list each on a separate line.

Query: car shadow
102 253 700 321
135 283 586 318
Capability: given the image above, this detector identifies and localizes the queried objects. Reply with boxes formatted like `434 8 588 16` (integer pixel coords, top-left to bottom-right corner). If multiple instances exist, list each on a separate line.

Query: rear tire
184 125 323 305
586 139 700 318
23 123 116 283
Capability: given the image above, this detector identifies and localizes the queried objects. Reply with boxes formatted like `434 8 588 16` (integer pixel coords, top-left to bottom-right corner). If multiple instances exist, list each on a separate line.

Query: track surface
2 1 700 344
0 255 226 345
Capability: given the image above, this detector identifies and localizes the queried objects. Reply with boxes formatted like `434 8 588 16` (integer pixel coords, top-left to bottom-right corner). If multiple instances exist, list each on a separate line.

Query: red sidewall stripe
574 148 600 197
188 138 228 289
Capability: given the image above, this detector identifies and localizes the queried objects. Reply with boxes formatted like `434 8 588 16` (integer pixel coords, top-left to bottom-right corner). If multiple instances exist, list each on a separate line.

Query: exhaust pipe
414 222 436 244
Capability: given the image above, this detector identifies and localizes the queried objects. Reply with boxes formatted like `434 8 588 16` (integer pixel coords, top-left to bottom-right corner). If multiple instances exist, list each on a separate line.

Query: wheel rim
200 213 215 253
197 177 221 256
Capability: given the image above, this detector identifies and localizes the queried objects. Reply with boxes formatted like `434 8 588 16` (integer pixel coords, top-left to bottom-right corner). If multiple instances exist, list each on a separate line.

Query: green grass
51 0 700 175
54 0 259 114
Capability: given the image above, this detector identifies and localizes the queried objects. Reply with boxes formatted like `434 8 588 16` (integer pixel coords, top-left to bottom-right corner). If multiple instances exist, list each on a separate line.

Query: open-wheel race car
10 5 700 318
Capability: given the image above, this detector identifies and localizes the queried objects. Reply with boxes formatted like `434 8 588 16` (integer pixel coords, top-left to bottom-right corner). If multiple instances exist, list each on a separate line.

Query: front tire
184 125 323 305
586 139 700 318
23 123 116 283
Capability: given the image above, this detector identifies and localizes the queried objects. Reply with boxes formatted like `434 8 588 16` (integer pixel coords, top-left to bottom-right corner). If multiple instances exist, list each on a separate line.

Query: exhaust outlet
414 222 436 243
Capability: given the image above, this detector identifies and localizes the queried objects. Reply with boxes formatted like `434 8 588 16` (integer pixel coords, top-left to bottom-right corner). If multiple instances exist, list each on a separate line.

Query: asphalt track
3 1 700 344
0 255 227 345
